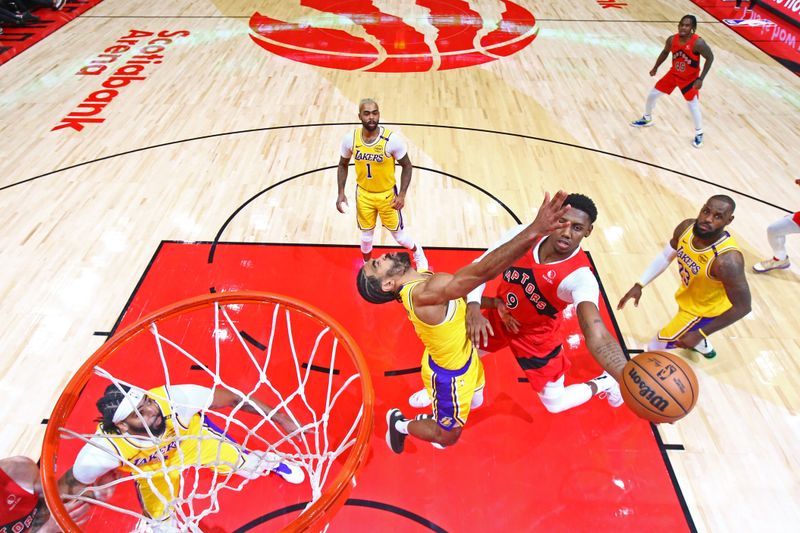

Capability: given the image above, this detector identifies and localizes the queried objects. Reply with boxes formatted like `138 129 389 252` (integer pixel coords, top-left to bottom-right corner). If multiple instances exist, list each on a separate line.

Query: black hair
356 266 398 304
564 193 598 223
95 383 131 434
681 15 698 30
708 194 736 213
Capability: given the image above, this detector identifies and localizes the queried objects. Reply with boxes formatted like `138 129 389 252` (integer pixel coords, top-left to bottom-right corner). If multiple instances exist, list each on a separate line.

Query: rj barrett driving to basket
58 382 306 530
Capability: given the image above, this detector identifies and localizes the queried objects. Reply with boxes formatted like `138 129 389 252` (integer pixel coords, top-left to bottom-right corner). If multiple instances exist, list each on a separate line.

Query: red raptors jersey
669 33 701 80
497 238 593 353
0 469 38 533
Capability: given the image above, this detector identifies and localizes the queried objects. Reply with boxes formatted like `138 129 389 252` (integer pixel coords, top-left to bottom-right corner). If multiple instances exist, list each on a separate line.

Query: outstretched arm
692 38 714 90
211 388 303 436
617 219 690 309
675 251 751 349
412 191 571 307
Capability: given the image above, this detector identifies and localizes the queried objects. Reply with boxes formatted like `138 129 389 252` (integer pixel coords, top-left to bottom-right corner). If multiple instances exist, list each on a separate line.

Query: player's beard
362 120 378 132
386 252 412 276
149 412 167 437
693 221 723 240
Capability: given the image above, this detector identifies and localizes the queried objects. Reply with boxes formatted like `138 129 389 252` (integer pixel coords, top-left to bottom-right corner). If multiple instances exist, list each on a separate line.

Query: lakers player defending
58 383 306 529
618 195 752 359
357 192 571 454
337 98 427 269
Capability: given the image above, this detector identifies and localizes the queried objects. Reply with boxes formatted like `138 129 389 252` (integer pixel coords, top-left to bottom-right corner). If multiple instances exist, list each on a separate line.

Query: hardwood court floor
1 1 798 531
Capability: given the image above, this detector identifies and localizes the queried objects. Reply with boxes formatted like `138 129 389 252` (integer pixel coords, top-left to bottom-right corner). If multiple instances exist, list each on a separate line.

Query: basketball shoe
591 372 624 408
240 451 305 484
386 408 408 454
409 388 432 408
753 257 790 273
630 116 654 127
414 246 429 271
692 133 704 148
690 338 716 359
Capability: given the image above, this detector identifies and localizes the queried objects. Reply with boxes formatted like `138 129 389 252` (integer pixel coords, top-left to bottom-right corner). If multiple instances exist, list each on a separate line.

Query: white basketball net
59 301 365 532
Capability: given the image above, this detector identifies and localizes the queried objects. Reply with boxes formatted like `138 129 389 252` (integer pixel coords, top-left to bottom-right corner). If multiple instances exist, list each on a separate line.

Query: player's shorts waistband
428 349 476 377
515 344 562 370
356 184 395 195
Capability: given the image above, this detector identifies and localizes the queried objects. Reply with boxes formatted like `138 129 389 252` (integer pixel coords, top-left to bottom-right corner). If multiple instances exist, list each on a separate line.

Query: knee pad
390 229 414 249
360 229 374 254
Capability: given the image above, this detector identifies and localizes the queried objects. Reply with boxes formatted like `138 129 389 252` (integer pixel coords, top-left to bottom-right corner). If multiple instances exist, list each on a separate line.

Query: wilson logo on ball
628 367 670 412
248 0 538 72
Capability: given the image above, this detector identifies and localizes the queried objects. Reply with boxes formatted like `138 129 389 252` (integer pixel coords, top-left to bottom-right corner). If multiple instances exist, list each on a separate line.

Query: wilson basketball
620 351 699 424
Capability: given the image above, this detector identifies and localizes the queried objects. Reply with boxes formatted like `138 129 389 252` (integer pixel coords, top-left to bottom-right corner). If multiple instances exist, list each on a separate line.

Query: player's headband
112 388 146 424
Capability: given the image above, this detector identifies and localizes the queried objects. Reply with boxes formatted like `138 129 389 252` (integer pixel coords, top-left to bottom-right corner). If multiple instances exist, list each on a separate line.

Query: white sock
589 372 614 394
396 419 410 434
538 378 593 413
360 229 374 255
644 88 664 118
694 337 714 354
767 215 800 260
390 229 415 250
687 96 703 132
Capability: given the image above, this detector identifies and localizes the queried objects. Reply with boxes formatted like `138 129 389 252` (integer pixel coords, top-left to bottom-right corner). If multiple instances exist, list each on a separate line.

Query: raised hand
529 190 571 236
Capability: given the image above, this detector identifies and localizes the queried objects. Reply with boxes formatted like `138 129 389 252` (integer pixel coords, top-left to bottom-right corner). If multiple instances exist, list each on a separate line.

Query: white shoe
413 247 429 271
239 450 280 479
591 372 623 408
409 388 432 408
272 461 305 484
753 257 790 273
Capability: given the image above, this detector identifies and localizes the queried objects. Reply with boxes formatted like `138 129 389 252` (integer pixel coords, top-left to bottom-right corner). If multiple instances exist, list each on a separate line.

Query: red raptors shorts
793 212 800 225
655 71 699 101
482 308 571 393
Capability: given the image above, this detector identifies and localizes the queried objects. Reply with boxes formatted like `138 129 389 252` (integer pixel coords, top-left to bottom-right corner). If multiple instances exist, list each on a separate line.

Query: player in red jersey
630 15 715 149
753 179 800 273
409 194 628 415
0 456 89 532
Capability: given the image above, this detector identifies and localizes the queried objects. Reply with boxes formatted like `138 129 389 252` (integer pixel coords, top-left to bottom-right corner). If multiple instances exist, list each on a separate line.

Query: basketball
620 351 699 424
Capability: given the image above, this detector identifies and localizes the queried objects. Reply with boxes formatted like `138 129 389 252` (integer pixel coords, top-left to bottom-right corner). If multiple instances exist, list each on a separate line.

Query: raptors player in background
630 15 714 148
409 194 627 416
0 456 88 532
753 179 800 273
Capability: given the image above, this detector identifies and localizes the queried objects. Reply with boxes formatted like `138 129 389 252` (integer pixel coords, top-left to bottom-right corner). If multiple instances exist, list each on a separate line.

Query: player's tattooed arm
58 468 89 496
577 302 627 380
704 250 752 334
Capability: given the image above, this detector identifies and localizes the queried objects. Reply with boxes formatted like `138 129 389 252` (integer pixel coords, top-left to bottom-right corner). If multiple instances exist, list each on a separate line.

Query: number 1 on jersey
366 163 372 179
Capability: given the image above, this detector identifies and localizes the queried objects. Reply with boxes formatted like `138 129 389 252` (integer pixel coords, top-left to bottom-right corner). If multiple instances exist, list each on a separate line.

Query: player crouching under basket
58 383 306 528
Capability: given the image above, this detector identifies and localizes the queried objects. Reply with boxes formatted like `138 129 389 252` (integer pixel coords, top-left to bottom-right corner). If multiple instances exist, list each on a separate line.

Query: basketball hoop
41 291 374 532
